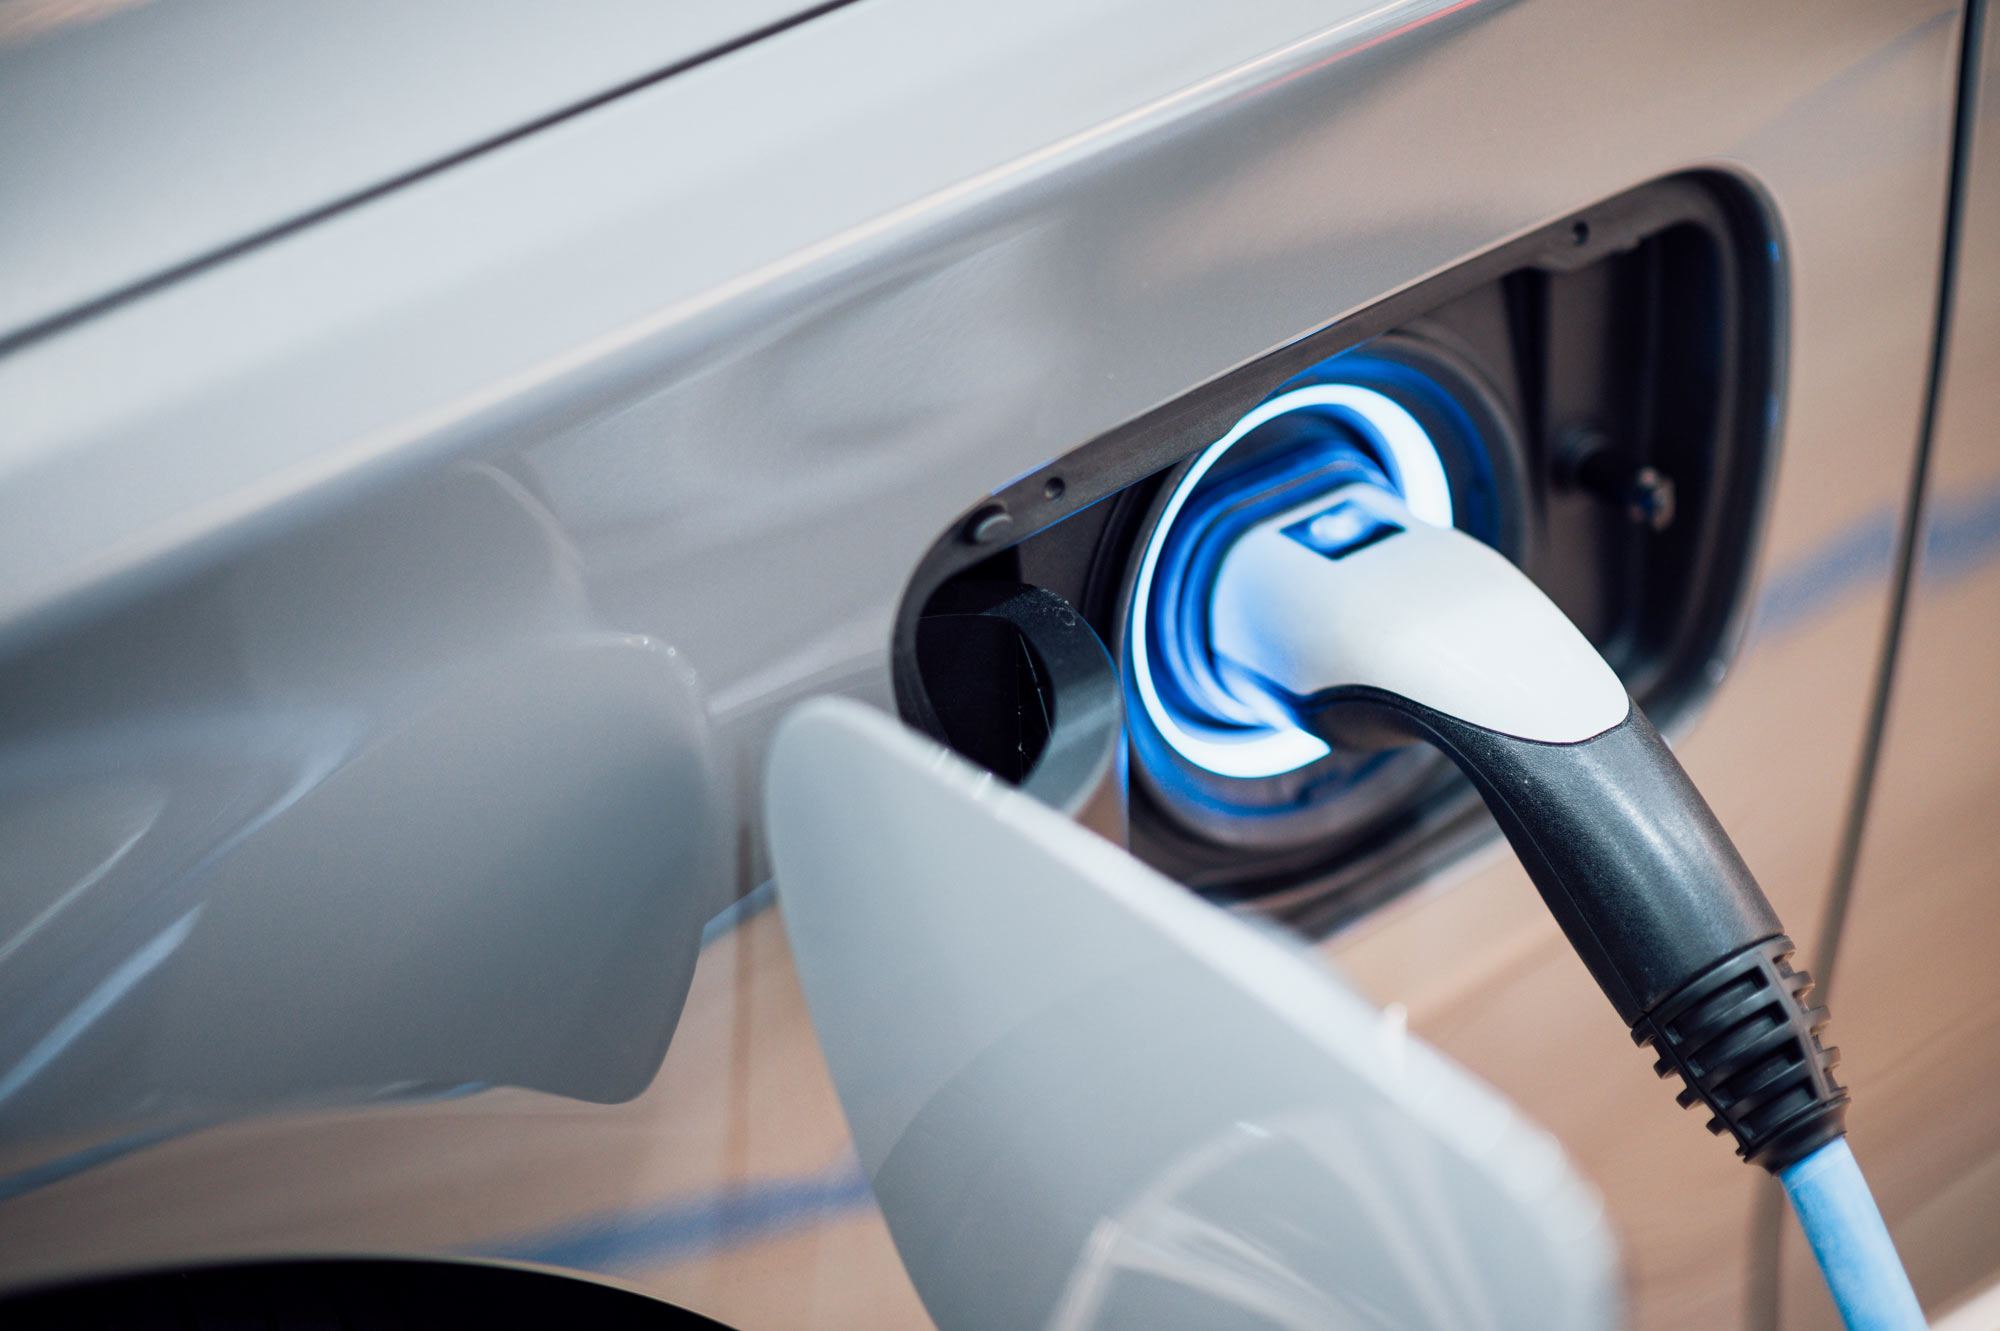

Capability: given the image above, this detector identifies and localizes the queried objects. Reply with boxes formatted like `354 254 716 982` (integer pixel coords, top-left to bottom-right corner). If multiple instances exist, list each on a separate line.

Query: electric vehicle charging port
897 172 1779 931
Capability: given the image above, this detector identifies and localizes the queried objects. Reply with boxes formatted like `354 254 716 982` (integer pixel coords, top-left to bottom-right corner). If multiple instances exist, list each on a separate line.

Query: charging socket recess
897 172 1780 932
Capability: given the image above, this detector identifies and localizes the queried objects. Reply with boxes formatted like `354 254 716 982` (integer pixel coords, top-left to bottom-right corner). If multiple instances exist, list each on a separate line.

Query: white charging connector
1174 475 1848 1163
1206 484 1628 744
1176 475 1921 1331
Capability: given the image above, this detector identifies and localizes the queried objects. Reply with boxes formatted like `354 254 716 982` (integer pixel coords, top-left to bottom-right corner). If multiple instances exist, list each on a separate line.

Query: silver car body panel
0 0 837 345
1776 7 2000 1327
0 0 1977 1326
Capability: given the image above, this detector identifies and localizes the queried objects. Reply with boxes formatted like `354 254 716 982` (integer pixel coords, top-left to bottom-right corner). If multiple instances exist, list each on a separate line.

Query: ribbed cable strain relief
1630 936 1849 1173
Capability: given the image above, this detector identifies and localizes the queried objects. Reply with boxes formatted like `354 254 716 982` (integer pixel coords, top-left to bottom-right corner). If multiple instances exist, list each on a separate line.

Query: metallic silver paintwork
0 0 829 344
0 459 724 1140
1777 6 2000 1324
0 0 1974 1326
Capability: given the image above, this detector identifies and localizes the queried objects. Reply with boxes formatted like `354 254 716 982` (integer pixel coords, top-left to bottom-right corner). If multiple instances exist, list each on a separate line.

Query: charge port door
763 695 1620 1331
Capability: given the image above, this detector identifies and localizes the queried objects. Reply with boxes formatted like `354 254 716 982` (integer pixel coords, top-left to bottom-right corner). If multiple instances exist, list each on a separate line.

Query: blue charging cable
1782 1138 1926 1330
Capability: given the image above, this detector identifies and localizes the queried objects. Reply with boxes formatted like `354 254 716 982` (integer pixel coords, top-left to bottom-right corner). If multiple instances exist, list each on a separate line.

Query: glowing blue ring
1129 384 1455 779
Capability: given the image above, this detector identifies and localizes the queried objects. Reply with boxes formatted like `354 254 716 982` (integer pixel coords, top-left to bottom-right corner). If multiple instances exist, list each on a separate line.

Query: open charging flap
765 697 1620 1331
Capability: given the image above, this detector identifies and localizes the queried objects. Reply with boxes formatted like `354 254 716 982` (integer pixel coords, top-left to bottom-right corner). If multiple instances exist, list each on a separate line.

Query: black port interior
916 583 1056 785
896 173 1779 933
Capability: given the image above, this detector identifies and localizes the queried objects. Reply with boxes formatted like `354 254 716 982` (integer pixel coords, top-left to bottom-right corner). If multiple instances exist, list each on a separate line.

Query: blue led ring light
1130 383 1455 780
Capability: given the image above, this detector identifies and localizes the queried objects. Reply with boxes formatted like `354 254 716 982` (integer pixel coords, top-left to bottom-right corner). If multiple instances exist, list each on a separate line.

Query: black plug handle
1306 692 1848 1170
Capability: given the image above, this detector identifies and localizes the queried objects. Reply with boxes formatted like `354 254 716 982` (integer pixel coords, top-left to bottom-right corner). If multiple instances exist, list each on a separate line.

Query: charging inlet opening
895 171 1780 931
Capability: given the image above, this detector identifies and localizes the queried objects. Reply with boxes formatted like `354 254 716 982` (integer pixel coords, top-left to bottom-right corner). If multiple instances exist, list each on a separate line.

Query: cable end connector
1632 936 1849 1172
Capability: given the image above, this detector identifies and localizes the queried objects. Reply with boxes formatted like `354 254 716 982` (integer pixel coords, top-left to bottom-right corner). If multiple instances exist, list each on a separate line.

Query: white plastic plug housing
1207 486 1631 744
